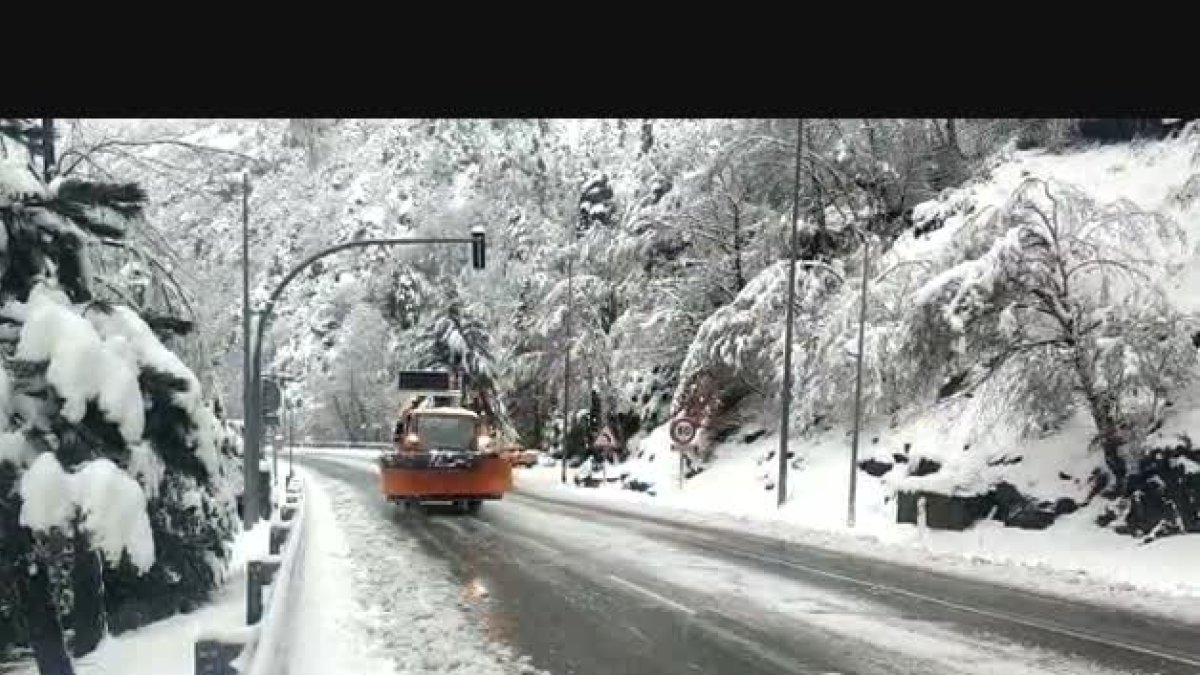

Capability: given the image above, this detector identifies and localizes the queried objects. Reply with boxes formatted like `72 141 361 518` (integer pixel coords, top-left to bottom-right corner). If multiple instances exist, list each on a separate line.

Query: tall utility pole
848 235 870 527
778 118 804 508
41 118 55 182
241 171 257 529
561 254 573 485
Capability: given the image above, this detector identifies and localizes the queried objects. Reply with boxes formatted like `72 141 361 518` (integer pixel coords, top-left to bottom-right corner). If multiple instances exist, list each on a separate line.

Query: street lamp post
240 172 256 528
243 232 486 528
778 118 804 507
847 233 870 528
561 253 573 485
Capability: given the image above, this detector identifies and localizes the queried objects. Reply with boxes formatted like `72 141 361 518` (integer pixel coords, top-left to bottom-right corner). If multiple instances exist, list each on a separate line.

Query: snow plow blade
379 454 513 501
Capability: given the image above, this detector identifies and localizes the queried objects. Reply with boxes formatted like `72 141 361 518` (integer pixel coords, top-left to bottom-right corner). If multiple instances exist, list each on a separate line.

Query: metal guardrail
195 476 307 675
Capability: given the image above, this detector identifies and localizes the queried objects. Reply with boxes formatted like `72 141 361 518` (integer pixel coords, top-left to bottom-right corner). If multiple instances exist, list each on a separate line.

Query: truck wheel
466 499 482 514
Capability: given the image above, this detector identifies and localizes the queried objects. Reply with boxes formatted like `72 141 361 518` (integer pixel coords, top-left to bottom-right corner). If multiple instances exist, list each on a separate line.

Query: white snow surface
73 458 156 571
18 454 155 572
0 430 36 467
0 156 45 206
16 286 145 443
18 452 74 532
127 442 166 500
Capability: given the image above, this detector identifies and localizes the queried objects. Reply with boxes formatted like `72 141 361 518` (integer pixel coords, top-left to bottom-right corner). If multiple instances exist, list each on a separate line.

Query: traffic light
471 227 486 270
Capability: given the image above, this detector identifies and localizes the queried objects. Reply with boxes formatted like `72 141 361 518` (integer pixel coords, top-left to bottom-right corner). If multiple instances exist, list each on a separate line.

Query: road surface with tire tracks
297 452 1200 675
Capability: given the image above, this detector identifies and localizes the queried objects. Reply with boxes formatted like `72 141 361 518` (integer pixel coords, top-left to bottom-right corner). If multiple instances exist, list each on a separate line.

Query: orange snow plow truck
379 370 512 513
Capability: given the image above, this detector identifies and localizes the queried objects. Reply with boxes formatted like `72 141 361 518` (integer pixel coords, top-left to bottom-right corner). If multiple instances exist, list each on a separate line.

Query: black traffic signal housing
470 227 486 270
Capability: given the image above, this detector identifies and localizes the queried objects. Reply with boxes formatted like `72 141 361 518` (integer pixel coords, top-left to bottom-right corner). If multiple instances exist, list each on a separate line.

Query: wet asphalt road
298 453 1200 675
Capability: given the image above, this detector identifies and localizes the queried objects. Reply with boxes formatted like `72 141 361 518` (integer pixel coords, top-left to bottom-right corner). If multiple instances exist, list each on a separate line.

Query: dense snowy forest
58 119 1200 531
3 117 1199 672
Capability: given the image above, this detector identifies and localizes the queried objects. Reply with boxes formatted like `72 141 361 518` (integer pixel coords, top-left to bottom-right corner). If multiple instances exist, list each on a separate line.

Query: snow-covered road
297 451 1200 675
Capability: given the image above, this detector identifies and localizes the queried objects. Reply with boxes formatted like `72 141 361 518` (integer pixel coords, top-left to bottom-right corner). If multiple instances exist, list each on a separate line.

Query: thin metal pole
287 395 295 483
41 118 55 183
271 377 279 486
241 171 257 528
848 236 870 528
778 119 804 507
561 255 573 485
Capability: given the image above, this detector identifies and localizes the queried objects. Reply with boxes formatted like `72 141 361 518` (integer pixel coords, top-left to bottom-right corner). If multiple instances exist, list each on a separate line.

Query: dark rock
896 491 990 530
986 482 1061 530
1096 509 1117 527
937 370 970 400
713 426 739 443
1054 498 1078 515
742 429 768 444
989 482 1027 522
624 479 654 493
1117 437 1200 539
892 453 909 464
786 451 796 459
1058 472 1073 481
1006 507 1056 530
858 458 893 477
872 437 879 444
987 455 1023 467
909 457 942 477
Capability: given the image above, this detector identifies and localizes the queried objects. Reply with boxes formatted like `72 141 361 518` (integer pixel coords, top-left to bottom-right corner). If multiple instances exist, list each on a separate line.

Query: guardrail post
246 557 281 624
269 522 291 555
195 637 249 675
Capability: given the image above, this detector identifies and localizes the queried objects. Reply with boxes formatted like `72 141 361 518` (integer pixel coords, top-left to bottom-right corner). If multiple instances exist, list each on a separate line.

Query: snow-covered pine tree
0 119 237 674
416 284 508 434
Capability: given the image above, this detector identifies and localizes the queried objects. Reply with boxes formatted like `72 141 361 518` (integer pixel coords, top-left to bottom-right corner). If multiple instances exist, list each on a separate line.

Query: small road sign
595 428 618 450
669 417 698 447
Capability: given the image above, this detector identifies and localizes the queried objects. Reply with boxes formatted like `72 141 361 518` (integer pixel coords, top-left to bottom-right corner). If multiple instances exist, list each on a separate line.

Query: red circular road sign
669 417 699 446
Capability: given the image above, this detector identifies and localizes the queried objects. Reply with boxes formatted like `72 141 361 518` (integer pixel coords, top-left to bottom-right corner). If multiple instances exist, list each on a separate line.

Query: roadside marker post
669 417 699 490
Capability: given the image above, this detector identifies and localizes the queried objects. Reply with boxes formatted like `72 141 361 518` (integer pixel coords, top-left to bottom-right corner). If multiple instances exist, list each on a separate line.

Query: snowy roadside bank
516 464 1200 626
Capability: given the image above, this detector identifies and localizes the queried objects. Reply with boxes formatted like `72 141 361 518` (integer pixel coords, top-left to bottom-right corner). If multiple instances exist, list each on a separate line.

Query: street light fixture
241 232 485 529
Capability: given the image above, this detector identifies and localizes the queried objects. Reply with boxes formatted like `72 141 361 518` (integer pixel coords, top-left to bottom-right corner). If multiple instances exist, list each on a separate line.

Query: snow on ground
292 464 543 675
287 469 401 675
517 418 1200 625
10 520 269 675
